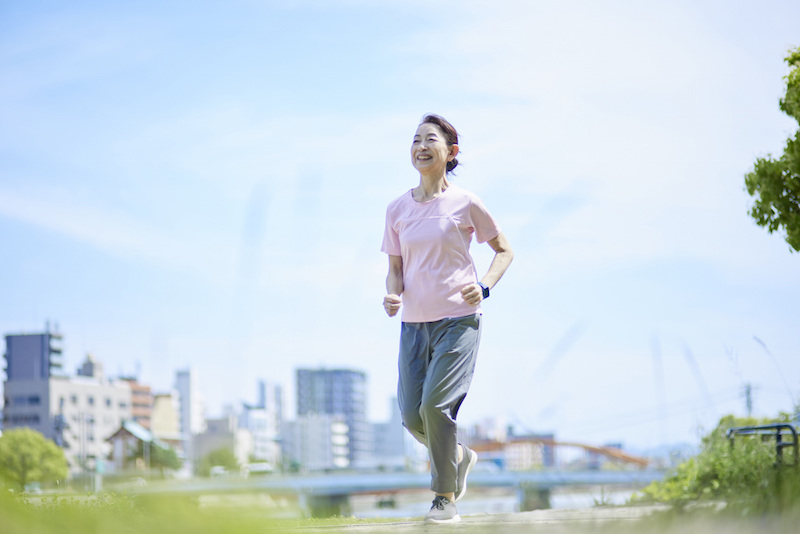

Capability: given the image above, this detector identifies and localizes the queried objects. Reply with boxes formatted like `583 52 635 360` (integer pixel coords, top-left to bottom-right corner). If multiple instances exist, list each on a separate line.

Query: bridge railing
726 424 798 469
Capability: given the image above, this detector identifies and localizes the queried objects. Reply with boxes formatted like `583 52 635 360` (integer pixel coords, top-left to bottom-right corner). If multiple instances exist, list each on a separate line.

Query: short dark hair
420 114 459 173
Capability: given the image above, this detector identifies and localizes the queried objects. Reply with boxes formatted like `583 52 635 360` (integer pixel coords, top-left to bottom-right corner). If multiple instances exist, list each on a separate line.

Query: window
10 414 40 424
10 395 41 406
71 395 78 405
106 398 112 408
88 396 94 406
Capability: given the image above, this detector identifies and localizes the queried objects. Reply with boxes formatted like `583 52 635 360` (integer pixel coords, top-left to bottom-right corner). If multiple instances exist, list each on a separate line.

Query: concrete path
292 505 670 532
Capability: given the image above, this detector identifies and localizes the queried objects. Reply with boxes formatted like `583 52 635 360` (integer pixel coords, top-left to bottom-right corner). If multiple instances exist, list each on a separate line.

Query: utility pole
144 440 151 477
744 383 753 418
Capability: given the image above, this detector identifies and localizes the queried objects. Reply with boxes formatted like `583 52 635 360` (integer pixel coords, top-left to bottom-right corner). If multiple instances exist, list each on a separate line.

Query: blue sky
2 0 799 451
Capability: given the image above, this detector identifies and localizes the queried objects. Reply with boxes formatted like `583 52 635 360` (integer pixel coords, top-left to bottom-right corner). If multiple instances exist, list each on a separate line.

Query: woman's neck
413 172 450 202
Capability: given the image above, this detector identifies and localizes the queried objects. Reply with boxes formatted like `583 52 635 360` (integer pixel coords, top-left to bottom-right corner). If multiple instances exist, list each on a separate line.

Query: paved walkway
293 505 670 532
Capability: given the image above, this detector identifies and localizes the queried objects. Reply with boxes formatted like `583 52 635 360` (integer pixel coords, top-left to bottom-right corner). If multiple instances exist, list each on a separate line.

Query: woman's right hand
383 294 402 317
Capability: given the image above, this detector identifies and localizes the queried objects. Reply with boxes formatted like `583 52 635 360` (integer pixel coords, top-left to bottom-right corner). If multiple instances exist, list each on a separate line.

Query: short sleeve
469 195 501 244
381 205 401 255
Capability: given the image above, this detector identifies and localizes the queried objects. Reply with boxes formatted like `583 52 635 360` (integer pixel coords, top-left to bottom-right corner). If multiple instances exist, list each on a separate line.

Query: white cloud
0 185 237 283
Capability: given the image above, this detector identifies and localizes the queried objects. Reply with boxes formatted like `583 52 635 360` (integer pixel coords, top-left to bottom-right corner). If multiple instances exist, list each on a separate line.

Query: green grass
3 491 800 534
2 492 279 534
0 491 420 534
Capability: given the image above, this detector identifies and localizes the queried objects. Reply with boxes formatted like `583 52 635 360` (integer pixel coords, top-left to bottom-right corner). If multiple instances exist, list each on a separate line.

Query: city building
282 413 350 471
296 368 371 468
466 417 557 471
174 368 206 465
504 435 555 470
370 397 406 471
106 419 171 472
150 392 183 454
257 380 283 416
238 380 283 468
468 416 510 443
193 414 253 470
120 377 153 429
4 327 65 381
3 329 132 475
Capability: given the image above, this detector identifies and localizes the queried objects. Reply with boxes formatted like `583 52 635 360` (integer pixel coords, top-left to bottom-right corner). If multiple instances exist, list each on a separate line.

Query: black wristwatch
478 282 490 299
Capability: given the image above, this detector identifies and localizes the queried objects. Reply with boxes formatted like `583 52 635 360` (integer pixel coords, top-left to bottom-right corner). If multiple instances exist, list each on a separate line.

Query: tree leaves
746 47 800 253
779 48 800 121
197 447 240 477
132 440 183 474
0 428 68 491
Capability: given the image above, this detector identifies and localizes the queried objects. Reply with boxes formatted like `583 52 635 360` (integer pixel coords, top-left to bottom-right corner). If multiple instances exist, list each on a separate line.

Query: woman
381 114 513 523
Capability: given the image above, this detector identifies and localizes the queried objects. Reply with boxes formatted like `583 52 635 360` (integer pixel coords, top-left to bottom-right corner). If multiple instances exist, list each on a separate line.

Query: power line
552 386 743 436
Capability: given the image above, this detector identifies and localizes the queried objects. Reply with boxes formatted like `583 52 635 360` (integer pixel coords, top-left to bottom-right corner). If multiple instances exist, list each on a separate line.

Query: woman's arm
384 254 404 317
480 232 514 289
461 232 514 306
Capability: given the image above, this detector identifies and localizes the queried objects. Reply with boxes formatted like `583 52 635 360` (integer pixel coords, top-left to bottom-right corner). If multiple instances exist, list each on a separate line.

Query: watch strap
478 282 490 299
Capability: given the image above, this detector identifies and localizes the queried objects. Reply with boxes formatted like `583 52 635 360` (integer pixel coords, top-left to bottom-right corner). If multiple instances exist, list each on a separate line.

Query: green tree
0 428 68 491
197 447 239 477
132 440 183 476
745 47 800 252
150 443 182 474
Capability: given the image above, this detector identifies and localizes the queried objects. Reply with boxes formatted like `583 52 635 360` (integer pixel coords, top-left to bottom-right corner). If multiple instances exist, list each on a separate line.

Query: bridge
470 437 652 469
130 469 665 517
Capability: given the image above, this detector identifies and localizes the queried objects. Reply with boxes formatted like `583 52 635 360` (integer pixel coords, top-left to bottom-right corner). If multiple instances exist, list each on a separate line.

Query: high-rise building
296 368 371 468
3 329 132 475
282 413 350 471
4 329 64 381
239 380 283 466
174 368 205 464
257 380 282 415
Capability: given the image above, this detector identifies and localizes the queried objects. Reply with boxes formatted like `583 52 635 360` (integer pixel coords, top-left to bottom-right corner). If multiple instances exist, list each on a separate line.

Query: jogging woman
381 114 513 523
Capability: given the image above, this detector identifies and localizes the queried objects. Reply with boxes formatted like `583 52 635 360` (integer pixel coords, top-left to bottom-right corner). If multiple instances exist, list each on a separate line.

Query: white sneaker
455 444 478 502
425 495 460 524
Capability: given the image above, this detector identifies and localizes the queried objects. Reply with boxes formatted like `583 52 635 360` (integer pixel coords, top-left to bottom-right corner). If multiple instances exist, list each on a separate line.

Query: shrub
633 414 800 514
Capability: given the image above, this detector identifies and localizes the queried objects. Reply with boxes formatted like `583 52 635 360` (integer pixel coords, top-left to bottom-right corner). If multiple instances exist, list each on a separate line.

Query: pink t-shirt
381 184 501 323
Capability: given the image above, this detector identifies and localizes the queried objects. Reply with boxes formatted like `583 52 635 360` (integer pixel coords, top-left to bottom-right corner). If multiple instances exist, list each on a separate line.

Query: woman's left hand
461 283 483 307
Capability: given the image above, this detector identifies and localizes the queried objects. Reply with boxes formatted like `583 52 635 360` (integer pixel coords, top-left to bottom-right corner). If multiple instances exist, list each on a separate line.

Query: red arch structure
472 438 650 468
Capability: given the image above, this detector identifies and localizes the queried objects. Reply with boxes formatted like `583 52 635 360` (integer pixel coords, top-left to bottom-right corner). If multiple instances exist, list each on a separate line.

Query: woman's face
411 123 457 174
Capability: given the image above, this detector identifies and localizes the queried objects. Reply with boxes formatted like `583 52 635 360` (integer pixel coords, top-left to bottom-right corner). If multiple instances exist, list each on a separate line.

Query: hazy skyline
2 1 799 451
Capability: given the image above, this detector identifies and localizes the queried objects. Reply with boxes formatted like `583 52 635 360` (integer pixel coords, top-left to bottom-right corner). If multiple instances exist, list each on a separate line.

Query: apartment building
296 368 371 468
3 330 132 474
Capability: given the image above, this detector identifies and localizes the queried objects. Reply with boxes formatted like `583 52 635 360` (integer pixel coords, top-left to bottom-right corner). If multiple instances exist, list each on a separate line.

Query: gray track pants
397 313 482 493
